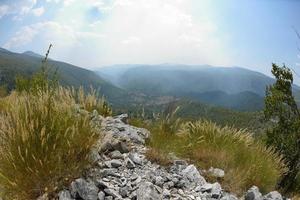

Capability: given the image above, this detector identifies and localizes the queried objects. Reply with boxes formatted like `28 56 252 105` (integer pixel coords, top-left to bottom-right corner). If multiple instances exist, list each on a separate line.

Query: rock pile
54 113 286 200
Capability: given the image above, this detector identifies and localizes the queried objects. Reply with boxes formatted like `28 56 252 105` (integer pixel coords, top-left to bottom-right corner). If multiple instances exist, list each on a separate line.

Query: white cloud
31 7 45 16
4 21 104 49
46 0 61 3
63 0 76 6
4 0 232 68
3 0 39 20
121 36 141 45
0 5 9 18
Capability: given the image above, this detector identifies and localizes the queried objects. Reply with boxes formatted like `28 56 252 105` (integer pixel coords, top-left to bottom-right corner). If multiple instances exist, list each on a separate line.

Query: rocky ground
50 113 287 200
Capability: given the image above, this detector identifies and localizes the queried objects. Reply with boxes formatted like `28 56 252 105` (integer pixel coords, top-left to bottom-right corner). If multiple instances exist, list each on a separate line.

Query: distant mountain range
96 64 281 111
0 47 126 105
0 47 280 131
1 47 297 113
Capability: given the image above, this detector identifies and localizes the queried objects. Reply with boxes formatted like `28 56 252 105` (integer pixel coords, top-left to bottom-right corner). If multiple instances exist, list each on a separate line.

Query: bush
0 87 99 199
147 119 286 195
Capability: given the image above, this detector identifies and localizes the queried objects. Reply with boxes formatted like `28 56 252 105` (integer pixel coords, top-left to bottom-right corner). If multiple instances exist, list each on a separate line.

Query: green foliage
264 63 300 192
146 117 286 195
128 100 266 135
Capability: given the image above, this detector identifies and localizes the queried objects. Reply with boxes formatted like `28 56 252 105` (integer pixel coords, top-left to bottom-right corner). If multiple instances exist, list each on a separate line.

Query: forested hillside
0 48 126 104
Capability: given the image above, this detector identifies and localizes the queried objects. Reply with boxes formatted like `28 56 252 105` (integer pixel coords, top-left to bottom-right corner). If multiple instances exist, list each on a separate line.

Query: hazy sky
0 0 300 77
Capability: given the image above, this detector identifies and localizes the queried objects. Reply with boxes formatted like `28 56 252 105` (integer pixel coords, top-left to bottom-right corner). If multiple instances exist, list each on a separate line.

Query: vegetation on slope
264 64 300 193
0 47 125 103
0 46 111 199
97 64 276 111
142 113 286 196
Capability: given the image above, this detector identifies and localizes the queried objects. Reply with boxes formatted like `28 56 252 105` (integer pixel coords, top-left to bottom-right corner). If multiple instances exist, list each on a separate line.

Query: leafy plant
264 63 300 192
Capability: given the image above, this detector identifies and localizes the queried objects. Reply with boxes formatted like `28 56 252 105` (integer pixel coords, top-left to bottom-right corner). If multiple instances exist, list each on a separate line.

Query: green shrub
0 87 99 199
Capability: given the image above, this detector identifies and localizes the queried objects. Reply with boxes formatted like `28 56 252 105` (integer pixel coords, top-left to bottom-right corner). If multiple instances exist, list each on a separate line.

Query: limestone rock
58 190 73 200
245 186 263 200
181 165 206 187
70 178 98 200
263 191 283 200
136 181 162 200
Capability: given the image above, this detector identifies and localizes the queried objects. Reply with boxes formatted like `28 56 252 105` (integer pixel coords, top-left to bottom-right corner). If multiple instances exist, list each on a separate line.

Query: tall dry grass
76 87 112 117
146 117 286 195
0 87 100 199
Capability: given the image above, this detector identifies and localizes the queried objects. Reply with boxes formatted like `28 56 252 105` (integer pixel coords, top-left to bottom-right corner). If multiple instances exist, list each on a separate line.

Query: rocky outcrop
50 113 286 200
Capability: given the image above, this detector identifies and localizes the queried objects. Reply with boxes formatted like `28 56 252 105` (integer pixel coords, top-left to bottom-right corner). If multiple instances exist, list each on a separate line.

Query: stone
163 189 171 198
116 114 128 124
211 182 222 199
155 176 165 187
125 157 136 169
70 178 98 200
100 169 121 178
109 150 123 159
128 152 143 165
119 187 129 198
136 181 162 200
208 167 225 178
263 191 283 200
98 191 105 200
99 135 130 153
174 160 188 166
110 159 123 168
89 149 101 163
58 190 73 200
104 188 121 199
181 165 206 187
221 193 239 200
245 186 263 200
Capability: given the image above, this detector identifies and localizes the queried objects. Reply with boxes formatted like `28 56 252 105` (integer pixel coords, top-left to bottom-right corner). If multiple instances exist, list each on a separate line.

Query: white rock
136 181 162 200
181 165 206 187
245 186 263 200
263 191 283 200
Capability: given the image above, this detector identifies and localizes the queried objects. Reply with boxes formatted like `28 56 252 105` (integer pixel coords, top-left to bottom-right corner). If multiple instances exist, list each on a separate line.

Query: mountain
0 48 126 105
187 90 264 111
22 51 45 59
96 64 278 111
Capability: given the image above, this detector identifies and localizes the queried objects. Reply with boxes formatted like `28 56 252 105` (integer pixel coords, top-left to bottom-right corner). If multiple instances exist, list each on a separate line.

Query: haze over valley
0 0 300 199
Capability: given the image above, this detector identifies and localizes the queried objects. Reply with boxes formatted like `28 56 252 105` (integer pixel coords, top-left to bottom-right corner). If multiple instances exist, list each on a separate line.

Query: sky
0 0 300 78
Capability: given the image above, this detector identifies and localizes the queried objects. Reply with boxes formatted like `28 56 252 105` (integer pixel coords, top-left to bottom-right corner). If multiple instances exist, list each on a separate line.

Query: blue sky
0 0 300 79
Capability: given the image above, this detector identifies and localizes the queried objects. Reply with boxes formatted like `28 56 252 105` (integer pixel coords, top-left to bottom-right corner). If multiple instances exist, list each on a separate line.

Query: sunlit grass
145 116 286 195
0 87 101 199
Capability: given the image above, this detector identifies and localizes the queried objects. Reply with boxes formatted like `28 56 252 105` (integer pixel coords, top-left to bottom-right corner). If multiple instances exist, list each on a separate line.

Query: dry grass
145 148 172 166
146 118 287 196
76 87 112 117
0 87 100 199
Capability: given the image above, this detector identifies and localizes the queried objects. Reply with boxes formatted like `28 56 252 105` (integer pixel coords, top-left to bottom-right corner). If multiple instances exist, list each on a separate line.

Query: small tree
264 63 300 192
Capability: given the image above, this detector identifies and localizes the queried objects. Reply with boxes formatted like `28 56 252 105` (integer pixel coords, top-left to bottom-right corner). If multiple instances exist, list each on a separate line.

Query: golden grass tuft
76 87 112 117
0 87 101 199
146 118 287 196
